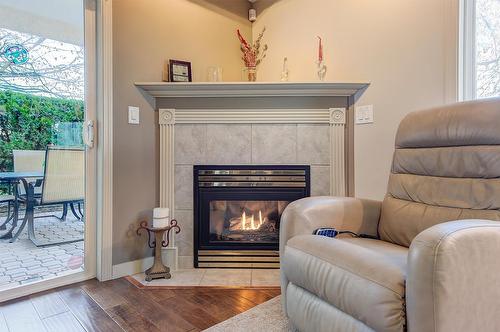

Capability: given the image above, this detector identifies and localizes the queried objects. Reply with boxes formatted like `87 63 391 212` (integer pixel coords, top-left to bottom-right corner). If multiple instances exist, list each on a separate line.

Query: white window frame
459 0 477 101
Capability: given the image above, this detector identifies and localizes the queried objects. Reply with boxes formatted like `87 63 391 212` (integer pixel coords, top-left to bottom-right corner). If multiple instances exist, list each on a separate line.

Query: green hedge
0 90 84 171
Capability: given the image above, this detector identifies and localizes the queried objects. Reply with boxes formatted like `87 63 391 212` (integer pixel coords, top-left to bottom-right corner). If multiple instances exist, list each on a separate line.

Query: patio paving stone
10 273 27 279
29 268 49 275
1 258 17 264
22 264 41 270
3 262 21 269
42 262 62 268
0 276 11 283
7 268 27 275
20 277 42 284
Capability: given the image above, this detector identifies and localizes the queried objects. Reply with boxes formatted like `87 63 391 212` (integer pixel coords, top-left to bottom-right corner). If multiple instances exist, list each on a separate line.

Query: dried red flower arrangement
237 28 268 81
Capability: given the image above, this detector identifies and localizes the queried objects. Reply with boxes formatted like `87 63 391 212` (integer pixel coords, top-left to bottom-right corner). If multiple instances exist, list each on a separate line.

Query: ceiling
188 0 283 21
188 0 251 19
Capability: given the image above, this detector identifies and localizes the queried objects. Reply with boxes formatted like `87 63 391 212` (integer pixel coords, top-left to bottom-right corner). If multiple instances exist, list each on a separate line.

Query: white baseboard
112 256 154 279
111 247 179 279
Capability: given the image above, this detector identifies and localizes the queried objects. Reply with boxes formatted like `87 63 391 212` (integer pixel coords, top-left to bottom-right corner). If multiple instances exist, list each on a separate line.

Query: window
461 0 500 100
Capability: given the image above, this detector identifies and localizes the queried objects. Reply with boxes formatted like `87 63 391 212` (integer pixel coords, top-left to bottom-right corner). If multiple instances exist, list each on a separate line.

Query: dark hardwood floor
0 278 280 332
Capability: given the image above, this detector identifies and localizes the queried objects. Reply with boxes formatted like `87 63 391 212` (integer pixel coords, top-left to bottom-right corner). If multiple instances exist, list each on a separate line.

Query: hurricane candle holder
136 219 180 281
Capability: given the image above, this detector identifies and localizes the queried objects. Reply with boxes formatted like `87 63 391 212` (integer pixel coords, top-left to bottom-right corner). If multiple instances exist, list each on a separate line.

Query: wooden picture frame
169 59 192 82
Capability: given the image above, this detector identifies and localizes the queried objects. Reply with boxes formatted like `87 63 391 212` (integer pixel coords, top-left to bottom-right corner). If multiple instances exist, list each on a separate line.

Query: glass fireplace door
198 188 304 250
194 165 310 268
209 199 288 243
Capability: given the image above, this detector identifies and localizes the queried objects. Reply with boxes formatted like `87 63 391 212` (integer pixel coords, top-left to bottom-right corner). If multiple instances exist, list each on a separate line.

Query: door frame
96 0 114 281
0 0 114 302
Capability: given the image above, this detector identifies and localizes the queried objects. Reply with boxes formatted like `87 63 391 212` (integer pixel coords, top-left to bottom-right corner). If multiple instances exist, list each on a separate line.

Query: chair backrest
379 97 500 247
13 150 45 195
41 147 84 204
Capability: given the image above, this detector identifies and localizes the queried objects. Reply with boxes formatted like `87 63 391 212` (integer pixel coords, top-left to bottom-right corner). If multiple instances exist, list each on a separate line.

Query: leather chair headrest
396 97 500 149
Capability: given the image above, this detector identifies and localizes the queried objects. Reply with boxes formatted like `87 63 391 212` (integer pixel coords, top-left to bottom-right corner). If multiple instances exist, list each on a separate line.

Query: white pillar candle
154 207 169 219
153 207 170 228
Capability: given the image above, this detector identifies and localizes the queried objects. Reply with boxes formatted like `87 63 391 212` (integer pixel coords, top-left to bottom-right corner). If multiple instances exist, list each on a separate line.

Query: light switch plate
355 105 374 124
128 106 140 124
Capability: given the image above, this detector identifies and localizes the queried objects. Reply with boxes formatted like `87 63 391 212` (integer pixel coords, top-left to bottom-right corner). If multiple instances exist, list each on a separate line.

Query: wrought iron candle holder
136 219 180 281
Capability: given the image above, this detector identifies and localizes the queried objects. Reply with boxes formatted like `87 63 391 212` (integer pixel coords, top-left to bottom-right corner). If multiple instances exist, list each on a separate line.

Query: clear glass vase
243 66 257 82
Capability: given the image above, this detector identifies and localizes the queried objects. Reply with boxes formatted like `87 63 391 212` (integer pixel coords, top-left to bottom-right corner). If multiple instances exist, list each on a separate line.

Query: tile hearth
130 268 280 287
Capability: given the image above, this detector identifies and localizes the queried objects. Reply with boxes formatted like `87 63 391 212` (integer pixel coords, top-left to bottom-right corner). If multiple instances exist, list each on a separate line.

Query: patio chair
13 149 80 221
0 193 17 236
40 147 84 206
0 150 44 238
13 150 49 221
23 147 85 246
13 150 45 196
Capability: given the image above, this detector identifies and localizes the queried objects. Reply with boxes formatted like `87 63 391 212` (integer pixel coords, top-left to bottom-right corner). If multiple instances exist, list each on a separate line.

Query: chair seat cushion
282 235 408 332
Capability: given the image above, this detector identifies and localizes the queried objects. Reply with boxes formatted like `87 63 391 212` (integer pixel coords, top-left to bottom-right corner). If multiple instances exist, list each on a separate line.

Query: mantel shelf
134 82 369 98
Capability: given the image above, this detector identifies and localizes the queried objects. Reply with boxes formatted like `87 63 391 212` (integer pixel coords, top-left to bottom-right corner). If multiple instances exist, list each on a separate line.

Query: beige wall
112 0 251 265
253 0 459 199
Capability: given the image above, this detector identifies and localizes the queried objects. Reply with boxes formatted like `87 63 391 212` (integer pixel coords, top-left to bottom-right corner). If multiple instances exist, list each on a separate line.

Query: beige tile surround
174 123 332 268
131 268 281 287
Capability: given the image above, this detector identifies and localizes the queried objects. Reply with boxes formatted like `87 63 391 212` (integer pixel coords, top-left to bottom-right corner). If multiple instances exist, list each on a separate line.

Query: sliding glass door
0 0 96 300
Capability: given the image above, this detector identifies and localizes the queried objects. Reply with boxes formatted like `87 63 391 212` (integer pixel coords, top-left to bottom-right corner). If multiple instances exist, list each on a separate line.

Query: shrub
0 90 84 171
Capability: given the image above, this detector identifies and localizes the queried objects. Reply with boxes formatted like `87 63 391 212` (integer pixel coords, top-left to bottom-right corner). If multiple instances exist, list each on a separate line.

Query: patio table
0 171 43 242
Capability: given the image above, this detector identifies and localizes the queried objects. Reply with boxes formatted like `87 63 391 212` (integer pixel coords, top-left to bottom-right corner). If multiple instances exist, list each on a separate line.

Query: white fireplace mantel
135 80 370 208
134 81 369 98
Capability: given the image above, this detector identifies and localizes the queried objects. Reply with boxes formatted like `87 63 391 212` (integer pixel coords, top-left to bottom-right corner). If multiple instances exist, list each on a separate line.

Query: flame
241 210 264 231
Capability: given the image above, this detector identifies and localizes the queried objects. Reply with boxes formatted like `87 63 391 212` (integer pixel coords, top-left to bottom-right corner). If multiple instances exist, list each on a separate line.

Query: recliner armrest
279 196 381 255
407 220 500 332
279 196 381 316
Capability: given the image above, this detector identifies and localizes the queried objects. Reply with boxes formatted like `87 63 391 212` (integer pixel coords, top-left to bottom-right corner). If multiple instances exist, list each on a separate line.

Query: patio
0 206 84 290
0 146 86 291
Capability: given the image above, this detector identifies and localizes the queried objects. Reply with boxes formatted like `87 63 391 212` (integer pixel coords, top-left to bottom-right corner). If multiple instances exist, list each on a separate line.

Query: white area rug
203 295 291 332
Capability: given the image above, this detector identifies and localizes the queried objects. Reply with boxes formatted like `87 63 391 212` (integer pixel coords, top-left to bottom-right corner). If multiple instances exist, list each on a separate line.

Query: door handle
82 120 95 148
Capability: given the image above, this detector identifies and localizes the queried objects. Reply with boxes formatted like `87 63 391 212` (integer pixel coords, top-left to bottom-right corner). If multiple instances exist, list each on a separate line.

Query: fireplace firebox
194 165 310 268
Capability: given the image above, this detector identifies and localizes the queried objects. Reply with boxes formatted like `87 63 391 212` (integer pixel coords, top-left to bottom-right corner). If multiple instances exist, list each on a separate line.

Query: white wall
253 0 459 199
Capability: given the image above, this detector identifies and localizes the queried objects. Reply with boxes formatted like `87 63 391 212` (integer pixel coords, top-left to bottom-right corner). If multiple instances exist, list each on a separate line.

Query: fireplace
194 165 310 268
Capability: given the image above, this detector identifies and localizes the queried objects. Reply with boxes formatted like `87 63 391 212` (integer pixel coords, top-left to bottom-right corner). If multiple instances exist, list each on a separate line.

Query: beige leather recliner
280 98 500 332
